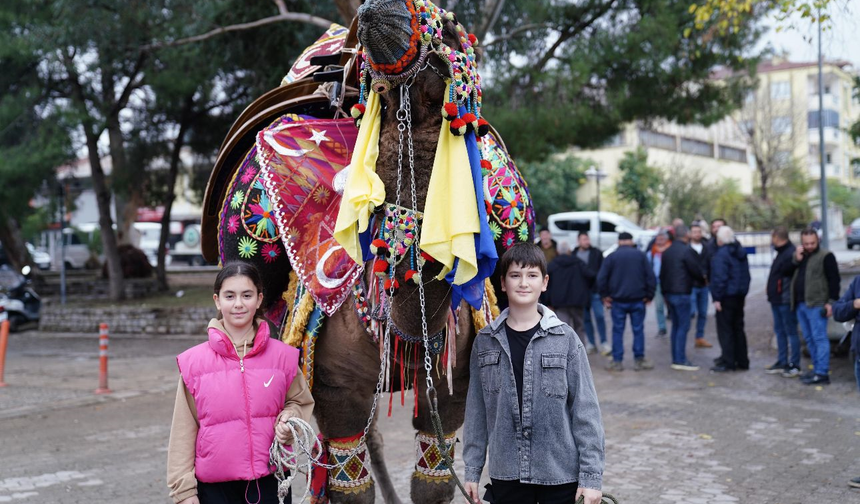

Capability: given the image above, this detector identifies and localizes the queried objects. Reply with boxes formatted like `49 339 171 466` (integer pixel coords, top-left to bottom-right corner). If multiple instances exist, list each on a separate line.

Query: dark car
848 218 860 250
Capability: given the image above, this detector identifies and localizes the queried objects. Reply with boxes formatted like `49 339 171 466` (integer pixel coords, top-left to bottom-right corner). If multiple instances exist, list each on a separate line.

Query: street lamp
584 165 608 248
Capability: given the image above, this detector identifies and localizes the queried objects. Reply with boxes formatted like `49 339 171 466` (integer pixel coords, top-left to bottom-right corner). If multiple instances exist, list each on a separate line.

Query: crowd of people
538 218 859 388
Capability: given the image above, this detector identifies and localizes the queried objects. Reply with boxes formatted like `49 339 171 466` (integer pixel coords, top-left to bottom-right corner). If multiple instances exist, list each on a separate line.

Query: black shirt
505 321 540 414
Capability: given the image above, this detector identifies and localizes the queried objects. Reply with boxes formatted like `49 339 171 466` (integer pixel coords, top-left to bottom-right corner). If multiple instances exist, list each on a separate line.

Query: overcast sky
758 3 860 69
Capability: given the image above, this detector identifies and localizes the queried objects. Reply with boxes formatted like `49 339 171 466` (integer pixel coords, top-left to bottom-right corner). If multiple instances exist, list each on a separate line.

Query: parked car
53 228 93 270
26 243 51 270
847 218 860 249
170 223 207 266
133 222 171 267
547 211 656 251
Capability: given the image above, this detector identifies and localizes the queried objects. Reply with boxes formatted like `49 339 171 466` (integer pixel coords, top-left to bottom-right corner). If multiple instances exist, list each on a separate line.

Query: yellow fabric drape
333 91 385 263
420 89 480 284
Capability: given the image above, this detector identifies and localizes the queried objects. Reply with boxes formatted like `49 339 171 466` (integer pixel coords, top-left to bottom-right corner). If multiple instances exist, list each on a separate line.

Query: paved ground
2 244 860 503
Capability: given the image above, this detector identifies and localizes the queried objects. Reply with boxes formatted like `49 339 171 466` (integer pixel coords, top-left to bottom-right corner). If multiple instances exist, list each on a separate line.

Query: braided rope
268 418 327 504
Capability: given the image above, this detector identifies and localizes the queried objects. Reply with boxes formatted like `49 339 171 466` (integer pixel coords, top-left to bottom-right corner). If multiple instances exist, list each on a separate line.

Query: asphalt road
2 243 860 503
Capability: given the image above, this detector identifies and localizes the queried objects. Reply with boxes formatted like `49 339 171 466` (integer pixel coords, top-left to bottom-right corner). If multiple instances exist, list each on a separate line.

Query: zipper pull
240 358 245 373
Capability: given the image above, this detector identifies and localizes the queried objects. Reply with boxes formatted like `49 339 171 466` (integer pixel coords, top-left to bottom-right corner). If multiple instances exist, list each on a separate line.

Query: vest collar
207 318 270 360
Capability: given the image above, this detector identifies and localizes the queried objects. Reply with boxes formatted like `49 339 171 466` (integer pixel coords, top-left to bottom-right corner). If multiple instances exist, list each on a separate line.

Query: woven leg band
327 434 374 494
413 431 456 483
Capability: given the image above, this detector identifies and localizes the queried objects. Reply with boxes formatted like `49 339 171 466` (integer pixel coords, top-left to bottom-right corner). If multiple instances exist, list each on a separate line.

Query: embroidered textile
414 431 456 482
257 117 363 316
282 24 349 85
327 435 373 494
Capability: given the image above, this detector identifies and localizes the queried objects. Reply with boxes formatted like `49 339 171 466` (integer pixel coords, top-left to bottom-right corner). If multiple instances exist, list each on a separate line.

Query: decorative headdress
350 0 488 137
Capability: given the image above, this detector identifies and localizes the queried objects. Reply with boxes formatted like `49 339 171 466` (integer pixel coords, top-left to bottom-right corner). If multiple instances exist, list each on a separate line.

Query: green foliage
826 178 860 224
517 156 590 226
616 148 663 225
464 0 764 160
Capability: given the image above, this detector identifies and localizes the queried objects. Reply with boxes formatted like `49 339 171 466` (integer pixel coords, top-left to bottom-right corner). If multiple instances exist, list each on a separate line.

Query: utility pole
817 6 829 249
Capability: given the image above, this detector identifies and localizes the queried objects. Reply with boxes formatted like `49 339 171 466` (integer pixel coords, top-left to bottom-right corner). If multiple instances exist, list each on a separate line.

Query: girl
167 262 314 504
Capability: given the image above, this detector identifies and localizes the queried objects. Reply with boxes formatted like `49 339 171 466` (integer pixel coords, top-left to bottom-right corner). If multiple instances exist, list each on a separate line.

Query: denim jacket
463 305 605 489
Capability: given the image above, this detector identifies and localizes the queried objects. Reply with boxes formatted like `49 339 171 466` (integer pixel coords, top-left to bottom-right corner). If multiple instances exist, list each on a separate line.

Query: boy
463 243 605 504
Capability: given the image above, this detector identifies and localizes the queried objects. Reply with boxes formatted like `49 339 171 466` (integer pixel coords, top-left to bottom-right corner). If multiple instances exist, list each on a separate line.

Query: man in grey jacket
463 243 605 504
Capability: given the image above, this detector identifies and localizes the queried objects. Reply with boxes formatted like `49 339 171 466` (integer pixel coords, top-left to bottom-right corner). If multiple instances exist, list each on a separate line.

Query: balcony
808 162 840 178
809 93 840 111
808 126 840 145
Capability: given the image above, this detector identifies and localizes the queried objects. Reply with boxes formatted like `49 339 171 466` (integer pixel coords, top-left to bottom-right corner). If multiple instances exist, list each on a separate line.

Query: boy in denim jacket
464 243 605 504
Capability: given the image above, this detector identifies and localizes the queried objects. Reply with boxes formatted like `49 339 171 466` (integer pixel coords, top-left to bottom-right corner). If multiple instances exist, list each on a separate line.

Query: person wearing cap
597 232 657 371
660 225 706 371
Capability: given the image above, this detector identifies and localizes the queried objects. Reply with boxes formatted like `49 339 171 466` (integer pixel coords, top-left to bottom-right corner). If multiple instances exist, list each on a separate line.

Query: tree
826 178 860 224
450 0 764 161
734 86 806 201
0 4 72 273
616 148 663 226
517 156 589 226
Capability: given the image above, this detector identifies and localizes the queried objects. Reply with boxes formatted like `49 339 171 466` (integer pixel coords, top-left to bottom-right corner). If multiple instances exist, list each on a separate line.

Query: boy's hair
498 242 547 277
213 261 265 321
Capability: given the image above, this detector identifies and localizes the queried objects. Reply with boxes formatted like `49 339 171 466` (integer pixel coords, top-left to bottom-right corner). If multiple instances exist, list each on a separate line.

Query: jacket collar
207 318 270 359
488 303 565 335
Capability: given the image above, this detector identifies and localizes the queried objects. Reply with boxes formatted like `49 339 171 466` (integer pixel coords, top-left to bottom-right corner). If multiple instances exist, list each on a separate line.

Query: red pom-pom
384 278 400 291
462 113 478 133
350 103 366 119
442 102 459 121
480 159 493 173
373 259 388 274
405 270 419 284
477 118 490 137
370 239 388 256
468 33 478 45
421 251 436 263
450 118 467 136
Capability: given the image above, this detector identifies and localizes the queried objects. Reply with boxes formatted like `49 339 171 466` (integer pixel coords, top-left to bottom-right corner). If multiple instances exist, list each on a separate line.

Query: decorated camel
200 1 535 502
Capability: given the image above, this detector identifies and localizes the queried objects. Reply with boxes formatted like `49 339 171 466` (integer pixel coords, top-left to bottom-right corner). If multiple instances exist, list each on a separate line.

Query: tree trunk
0 215 32 273
333 0 360 25
156 96 194 291
85 129 125 300
106 118 139 245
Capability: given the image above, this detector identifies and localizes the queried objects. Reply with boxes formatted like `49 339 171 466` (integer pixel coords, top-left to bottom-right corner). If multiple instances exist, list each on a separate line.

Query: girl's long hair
213 261 265 322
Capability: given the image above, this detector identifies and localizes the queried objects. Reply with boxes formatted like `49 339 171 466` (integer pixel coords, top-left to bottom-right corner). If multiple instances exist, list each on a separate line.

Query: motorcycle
0 265 41 332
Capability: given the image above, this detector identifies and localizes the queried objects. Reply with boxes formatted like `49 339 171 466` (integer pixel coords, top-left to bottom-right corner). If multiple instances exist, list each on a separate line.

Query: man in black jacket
689 224 713 348
660 226 706 371
598 232 657 371
575 231 609 355
546 240 594 340
765 227 801 377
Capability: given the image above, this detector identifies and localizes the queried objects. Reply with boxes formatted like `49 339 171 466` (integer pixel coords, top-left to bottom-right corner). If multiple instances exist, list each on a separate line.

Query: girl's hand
178 496 200 504
575 487 602 504
275 414 294 445
464 481 480 503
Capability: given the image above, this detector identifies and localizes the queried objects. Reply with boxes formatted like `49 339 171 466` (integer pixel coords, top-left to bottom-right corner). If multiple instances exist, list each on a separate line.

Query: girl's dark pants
485 479 578 504
198 474 289 504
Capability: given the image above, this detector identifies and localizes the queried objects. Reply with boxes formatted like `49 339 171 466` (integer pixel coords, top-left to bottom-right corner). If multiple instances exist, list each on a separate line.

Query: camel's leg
409 310 475 504
367 420 404 504
313 308 395 504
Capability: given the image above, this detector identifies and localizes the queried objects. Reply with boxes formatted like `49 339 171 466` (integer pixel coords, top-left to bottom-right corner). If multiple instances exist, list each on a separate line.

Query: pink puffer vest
177 322 299 483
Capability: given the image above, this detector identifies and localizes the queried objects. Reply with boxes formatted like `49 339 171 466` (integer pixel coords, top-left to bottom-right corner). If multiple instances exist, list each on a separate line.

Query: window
554 219 589 232
638 129 676 151
680 138 714 157
744 91 755 104
808 109 840 129
600 221 616 233
603 133 626 147
719 145 748 163
771 116 792 135
770 81 791 100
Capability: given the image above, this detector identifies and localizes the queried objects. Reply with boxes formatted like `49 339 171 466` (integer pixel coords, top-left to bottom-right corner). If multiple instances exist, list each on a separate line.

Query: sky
758 2 860 69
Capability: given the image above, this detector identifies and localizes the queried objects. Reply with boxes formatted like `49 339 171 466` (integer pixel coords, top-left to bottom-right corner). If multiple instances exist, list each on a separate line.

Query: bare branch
272 0 288 15
483 23 552 48
532 0 618 74
141 12 336 51
474 0 505 43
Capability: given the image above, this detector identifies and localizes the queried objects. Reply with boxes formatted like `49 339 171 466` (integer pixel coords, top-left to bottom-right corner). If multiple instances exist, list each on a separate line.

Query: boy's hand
464 482 480 503
602 297 612 308
178 497 200 504
853 298 860 310
713 301 722 312
575 487 602 504
275 414 294 445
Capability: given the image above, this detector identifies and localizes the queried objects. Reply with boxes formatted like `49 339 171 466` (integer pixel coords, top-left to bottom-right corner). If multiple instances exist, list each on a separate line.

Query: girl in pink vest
167 262 314 504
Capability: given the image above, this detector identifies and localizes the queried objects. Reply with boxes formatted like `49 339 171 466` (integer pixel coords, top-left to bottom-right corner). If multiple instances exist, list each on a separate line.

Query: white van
133 222 171 267
547 211 656 251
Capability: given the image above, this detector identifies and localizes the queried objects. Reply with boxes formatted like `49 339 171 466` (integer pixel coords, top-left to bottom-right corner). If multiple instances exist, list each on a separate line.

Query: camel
202 1 535 502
